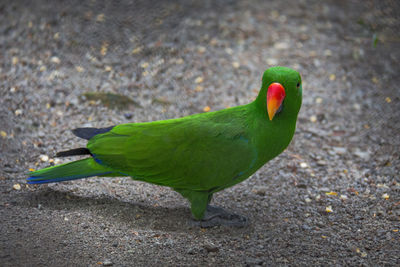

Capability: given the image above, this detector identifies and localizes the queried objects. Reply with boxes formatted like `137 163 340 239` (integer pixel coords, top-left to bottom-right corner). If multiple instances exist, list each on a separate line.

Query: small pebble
40 155 49 162
75 66 84 72
300 162 308 168
12 57 19 65
13 184 21 190
131 47 142 54
376 183 389 188
325 206 333 213
232 62 240 69
274 42 289 50
332 147 347 155
266 58 278 65
187 248 195 254
353 149 370 160
195 76 204 84
253 186 268 196
103 260 113 266
195 85 204 92
96 13 105 22
197 46 206 53
50 56 61 64
313 59 321 67
310 115 317 123
100 43 108 56
124 113 133 119
382 193 389 200
203 243 219 253
325 191 338 196
353 103 361 110
203 106 210 112
225 48 233 55
209 38 218 46
324 49 332 56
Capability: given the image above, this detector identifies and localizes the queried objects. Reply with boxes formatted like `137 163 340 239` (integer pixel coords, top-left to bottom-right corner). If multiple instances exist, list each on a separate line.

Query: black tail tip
56 148 91 157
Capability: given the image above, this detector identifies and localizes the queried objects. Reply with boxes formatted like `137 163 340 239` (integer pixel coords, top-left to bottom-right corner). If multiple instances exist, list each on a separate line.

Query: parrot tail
27 158 113 184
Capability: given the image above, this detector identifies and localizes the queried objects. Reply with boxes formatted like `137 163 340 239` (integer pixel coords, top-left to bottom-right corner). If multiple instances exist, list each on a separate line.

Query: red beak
267 83 286 120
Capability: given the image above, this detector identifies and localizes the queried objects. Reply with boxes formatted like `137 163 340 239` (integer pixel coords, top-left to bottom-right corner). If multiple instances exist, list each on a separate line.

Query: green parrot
28 66 302 227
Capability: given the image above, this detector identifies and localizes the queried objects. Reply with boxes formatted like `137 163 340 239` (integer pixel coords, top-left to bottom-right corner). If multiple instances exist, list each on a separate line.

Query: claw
191 205 249 228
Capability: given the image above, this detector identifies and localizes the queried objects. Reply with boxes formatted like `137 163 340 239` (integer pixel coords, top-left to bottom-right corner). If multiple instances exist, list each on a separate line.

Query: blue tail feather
27 171 113 184
26 158 112 184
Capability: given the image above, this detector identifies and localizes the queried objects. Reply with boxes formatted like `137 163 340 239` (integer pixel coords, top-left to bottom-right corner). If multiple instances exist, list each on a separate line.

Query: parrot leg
191 205 248 228
176 189 248 227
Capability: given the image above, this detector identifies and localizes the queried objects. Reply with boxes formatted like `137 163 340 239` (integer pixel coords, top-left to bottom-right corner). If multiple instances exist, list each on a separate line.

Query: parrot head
256 66 302 121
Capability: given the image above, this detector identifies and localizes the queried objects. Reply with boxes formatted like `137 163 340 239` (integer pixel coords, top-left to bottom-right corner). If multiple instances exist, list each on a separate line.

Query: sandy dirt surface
1 0 399 266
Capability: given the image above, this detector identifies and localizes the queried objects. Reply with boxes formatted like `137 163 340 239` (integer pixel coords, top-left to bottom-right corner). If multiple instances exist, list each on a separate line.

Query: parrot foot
192 205 248 228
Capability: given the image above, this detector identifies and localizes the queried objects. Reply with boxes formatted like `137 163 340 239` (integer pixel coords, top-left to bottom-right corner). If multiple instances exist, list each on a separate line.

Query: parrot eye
296 82 300 88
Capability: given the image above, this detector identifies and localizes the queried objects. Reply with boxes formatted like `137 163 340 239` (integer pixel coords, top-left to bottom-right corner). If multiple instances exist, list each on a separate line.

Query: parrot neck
249 100 298 166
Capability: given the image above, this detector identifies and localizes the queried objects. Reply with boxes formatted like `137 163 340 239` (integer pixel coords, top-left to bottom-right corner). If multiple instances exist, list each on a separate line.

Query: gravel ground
1 0 399 266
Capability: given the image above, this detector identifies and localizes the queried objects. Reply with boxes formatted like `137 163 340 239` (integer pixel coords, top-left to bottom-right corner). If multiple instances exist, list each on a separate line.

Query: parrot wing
87 114 257 191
